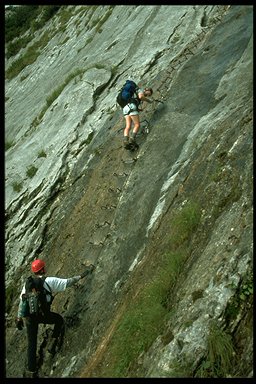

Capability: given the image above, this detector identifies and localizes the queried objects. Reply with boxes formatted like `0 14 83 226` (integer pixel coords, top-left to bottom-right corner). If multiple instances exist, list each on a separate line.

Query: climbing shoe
47 337 58 355
23 370 38 378
123 137 130 149
128 137 139 150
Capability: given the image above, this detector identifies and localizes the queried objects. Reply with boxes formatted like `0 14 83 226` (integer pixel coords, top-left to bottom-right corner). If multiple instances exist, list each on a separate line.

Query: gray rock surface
5 5 252 378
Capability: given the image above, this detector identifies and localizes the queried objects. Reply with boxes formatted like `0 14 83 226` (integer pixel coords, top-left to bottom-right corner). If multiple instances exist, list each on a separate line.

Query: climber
15 258 95 378
122 86 153 149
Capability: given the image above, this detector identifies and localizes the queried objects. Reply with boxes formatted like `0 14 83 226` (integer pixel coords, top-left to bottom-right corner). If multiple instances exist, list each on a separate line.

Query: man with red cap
15 259 94 378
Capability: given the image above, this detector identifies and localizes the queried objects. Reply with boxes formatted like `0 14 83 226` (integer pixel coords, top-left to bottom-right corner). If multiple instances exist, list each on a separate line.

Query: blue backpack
116 80 138 108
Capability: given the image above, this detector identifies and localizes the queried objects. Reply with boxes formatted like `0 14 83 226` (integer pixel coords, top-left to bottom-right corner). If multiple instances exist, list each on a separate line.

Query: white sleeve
19 284 26 299
44 276 68 293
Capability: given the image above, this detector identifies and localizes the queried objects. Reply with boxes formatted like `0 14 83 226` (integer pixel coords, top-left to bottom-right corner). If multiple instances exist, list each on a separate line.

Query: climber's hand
80 264 95 279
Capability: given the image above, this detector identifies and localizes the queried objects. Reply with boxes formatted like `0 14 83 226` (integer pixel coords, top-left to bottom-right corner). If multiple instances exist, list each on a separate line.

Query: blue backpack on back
116 80 138 108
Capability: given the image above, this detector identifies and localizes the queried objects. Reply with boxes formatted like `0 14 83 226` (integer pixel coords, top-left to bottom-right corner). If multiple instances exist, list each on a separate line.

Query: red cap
31 259 45 273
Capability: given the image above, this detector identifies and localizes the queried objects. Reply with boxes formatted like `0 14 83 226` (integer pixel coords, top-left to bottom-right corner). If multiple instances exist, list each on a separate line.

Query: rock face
5 5 253 378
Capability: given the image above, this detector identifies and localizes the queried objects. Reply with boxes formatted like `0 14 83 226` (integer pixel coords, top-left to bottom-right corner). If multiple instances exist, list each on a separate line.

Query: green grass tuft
99 201 201 377
195 321 234 378
26 165 38 178
37 149 47 158
12 181 23 193
5 140 15 151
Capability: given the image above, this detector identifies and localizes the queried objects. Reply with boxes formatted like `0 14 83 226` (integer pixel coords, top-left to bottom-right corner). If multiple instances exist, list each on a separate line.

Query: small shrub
60 36 70 45
12 181 23 193
94 63 106 70
171 201 201 249
26 165 38 178
85 36 93 45
195 321 234 378
191 289 204 302
225 273 253 324
239 279 253 301
85 131 94 145
20 74 29 82
30 116 41 129
37 149 47 158
5 140 15 151
111 64 119 75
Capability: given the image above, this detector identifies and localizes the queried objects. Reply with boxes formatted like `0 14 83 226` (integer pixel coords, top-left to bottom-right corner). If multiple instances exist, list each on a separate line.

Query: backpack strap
40 276 52 296
39 277 54 306
44 280 52 295
26 275 52 294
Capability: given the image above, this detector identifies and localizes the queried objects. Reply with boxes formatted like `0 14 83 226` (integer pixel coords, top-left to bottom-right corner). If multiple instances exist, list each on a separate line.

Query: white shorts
123 103 139 116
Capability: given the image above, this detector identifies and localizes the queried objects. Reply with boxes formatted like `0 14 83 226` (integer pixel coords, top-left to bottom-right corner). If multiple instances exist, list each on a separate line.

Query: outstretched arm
66 264 95 287
66 275 81 288
44 264 96 291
